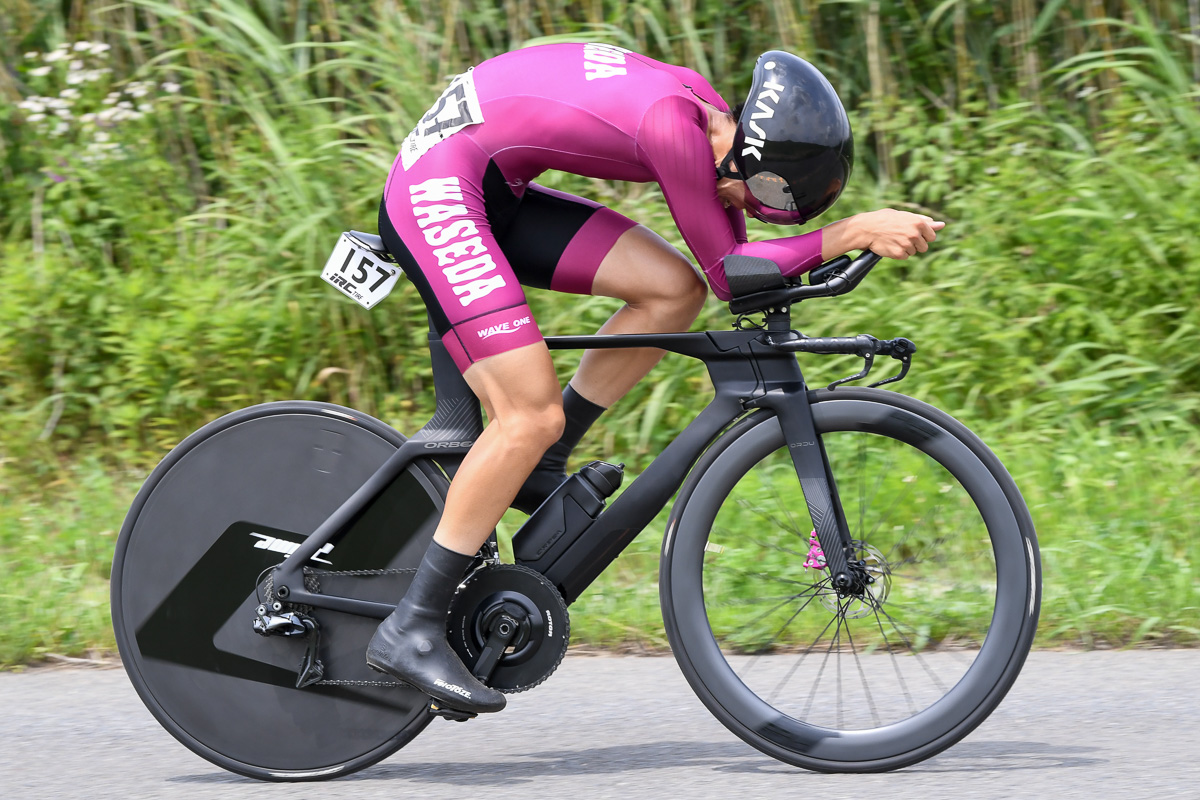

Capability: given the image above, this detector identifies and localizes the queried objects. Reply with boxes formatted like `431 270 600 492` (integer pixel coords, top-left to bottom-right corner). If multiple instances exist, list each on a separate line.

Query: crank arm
470 614 518 683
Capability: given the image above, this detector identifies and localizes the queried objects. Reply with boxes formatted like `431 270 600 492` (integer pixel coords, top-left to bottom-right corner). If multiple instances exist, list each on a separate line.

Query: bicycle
110 237 1041 779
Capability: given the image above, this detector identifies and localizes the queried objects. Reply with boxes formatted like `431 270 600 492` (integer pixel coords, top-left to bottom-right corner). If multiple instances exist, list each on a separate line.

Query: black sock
399 539 475 617
512 384 606 514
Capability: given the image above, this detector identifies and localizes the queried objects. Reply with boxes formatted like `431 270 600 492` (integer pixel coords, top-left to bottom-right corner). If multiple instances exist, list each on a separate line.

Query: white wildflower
138 103 153 113
29 65 53 77
74 42 91 51
161 81 181 94
80 113 97 124
85 69 110 81
44 49 68 63
55 108 73 119
95 131 110 143
103 93 120 105
69 59 84 71
66 72 84 85
117 100 133 109
984 166 1000 176
60 88 81 100
53 121 70 136
26 113 46 123
90 43 111 55
128 85 149 98
1076 85 1097 99
24 51 38 59
17 99 45 113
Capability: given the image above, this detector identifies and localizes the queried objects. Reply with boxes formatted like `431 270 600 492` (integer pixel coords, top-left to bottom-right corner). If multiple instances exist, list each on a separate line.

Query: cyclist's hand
854 209 945 260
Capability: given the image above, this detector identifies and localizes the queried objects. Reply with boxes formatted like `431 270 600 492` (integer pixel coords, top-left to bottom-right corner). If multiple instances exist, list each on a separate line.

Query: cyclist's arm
637 96 826 300
820 211 945 260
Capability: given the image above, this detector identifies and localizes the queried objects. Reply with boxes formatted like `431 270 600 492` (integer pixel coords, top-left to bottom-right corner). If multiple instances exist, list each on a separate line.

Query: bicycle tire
660 387 1040 772
111 401 447 781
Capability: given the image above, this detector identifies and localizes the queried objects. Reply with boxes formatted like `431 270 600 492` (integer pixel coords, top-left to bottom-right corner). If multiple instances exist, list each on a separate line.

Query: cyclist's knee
676 268 708 319
501 403 565 453
643 260 706 325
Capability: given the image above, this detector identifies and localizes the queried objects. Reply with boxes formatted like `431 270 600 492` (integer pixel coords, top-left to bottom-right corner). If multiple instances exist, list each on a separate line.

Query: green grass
0 459 133 664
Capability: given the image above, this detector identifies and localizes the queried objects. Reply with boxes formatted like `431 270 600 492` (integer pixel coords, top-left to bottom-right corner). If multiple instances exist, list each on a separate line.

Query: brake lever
828 352 875 390
867 338 916 388
827 337 916 390
868 353 912 388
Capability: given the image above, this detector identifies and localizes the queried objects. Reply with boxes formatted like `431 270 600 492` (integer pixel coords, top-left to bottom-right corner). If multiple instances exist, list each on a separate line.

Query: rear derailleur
252 603 325 688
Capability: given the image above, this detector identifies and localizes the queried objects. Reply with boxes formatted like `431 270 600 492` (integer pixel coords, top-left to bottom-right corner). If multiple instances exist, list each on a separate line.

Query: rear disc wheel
111 402 448 781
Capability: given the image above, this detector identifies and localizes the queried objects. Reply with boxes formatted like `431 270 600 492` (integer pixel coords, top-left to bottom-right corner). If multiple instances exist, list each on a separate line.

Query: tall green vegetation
0 1 1197 660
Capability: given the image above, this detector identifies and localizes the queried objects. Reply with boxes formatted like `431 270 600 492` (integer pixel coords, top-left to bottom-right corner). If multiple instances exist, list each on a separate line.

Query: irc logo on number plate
321 233 402 309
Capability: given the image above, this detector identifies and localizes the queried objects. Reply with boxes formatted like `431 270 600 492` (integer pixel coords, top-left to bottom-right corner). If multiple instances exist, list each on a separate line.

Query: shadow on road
169 738 1106 785
170 741 756 785
717 740 1107 775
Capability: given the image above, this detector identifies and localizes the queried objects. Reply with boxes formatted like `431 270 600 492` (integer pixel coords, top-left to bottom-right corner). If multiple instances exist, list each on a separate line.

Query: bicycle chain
299 567 417 689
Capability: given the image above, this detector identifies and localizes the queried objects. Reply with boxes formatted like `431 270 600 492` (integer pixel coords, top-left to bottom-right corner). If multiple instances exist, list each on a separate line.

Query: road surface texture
2 650 1197 800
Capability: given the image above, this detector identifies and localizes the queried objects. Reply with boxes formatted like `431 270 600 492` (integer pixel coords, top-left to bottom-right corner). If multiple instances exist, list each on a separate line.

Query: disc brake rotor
447 564 569 694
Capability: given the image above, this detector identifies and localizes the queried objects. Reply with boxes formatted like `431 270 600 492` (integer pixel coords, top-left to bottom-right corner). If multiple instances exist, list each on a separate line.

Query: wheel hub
820 541 892 619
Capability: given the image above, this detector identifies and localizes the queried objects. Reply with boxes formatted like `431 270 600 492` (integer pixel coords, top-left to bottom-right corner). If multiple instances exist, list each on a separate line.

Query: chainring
447 564 569 694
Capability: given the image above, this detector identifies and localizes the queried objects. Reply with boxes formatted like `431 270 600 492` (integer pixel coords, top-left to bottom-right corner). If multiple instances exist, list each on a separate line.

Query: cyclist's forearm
819 216 867 260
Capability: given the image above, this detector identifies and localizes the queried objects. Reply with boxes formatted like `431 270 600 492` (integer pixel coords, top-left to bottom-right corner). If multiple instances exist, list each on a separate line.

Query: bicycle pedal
430 702 477 722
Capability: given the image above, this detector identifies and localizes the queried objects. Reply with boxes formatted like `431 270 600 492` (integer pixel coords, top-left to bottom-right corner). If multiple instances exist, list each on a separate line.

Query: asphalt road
2 650 1197 800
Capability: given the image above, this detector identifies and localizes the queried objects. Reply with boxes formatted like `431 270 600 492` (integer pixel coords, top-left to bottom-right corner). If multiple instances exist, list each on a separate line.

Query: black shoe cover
365 541 506 714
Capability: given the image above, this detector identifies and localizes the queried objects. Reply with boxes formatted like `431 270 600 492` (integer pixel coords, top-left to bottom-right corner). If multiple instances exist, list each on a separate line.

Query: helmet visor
743 171 803 225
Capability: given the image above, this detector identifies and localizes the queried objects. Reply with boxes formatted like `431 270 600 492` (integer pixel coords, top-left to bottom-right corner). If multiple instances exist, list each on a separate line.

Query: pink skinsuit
381 43 825 372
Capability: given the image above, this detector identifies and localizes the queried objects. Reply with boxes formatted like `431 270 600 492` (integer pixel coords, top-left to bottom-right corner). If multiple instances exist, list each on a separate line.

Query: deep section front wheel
660 387 1040 772
111 402 447 781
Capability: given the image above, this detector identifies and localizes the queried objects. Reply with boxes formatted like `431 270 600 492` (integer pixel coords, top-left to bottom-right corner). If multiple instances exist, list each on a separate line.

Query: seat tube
767 390 856 588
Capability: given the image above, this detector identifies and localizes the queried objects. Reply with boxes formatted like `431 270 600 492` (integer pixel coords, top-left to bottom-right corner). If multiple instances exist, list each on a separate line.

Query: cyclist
367 43 944 714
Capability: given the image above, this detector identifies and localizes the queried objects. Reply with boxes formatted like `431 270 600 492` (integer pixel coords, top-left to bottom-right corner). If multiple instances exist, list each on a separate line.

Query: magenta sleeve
636 96 826 301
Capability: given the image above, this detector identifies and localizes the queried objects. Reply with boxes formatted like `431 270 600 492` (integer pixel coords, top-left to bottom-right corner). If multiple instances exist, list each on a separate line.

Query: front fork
746 387 863 594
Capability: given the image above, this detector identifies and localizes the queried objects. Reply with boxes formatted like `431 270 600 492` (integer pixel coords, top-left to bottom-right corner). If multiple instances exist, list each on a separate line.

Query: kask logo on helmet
741 61 784 163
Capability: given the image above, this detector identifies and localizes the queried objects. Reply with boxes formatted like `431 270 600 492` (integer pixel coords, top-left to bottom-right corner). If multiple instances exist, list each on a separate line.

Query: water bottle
511 461 624 571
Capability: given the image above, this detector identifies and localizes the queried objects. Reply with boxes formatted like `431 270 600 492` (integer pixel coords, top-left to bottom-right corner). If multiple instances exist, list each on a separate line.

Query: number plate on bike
321 233 402 309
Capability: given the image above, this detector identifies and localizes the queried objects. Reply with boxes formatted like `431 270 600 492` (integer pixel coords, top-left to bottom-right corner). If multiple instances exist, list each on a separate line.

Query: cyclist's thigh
380 146 542 373
497 184 637 295
459 342 561 424
589 224 706 305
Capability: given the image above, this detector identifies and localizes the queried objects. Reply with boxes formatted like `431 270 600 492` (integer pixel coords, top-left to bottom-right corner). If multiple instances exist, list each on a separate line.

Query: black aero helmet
718 51 854 225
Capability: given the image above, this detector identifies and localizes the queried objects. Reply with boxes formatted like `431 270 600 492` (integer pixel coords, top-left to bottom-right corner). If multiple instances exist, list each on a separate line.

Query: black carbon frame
271 329 853 611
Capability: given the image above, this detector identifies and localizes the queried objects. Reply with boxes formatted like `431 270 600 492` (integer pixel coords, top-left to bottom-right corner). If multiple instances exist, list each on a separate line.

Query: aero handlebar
726 250 883 316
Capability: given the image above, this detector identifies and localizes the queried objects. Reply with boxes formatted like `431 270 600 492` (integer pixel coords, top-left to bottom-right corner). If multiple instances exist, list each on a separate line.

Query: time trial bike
110 240 1041 779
